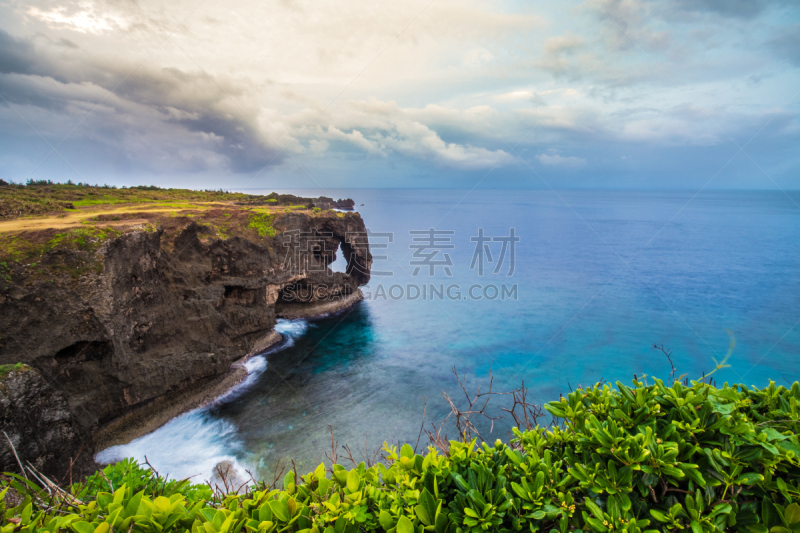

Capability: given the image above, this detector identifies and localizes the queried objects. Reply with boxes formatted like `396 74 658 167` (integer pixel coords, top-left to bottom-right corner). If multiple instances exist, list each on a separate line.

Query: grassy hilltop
0 181 347 274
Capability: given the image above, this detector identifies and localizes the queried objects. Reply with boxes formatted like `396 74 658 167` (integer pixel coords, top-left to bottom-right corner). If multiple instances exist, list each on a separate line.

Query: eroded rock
0 365 95 480
0 210 371 469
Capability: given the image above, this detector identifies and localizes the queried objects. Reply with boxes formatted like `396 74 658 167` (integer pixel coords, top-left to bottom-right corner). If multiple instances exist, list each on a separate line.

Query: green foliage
247 213 277 238
0 182 299 220
46 227 120 254
0 261 11 284
0 363 25 379
73 459 214 502
0 226 120 266
4 379 800 533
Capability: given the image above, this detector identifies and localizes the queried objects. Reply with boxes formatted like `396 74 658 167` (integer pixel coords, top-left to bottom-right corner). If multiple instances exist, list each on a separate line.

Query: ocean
97 188 800 482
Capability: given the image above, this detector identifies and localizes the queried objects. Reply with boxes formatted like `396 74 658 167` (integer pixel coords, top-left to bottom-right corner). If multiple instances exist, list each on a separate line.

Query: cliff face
0 210 371 477
1 365 93 481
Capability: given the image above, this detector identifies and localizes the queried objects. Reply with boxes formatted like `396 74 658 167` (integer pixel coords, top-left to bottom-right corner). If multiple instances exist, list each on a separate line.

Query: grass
0 183 358 280
0 182 260 217
0 182 329 221
247 212 278 237
0 362 25 379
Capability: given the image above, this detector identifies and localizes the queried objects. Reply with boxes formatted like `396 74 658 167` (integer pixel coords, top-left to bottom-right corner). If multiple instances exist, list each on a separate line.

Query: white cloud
1 0 798 184
325 126 384 155
380 121 510 169
309 100 513 169
27 2 130 34
537 152 587 168
307 139 329 157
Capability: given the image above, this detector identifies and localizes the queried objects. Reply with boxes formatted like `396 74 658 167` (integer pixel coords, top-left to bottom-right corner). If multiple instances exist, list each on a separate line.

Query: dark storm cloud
0 30 37 75
0 29 283 174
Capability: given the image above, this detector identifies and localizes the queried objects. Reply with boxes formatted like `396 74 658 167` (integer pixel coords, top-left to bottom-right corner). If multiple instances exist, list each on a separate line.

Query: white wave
95 410 247 483
95 319 311 482
275 318 308 337
213 355 267 404
244 356 266 373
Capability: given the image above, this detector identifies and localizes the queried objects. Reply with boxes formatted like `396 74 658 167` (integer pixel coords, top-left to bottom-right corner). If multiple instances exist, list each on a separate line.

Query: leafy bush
3 378 800 533
72 458 213 503
247 213 278 238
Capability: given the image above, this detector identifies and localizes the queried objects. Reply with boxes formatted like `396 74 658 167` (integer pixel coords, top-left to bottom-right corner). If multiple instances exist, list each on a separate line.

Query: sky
0 0 799 189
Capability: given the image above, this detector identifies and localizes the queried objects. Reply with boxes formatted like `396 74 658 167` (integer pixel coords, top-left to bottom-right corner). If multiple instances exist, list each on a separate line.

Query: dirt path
0 202 231 234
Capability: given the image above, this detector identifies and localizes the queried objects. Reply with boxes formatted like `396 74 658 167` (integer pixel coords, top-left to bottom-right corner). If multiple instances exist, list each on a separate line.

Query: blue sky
0 0 798 189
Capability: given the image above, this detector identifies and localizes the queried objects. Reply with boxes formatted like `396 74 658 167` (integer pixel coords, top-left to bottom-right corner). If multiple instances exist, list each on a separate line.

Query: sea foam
96 318 310 482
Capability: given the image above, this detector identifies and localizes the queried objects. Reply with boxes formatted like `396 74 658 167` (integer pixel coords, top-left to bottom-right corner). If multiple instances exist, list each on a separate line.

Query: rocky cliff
0 208 371 479
1 364 94 482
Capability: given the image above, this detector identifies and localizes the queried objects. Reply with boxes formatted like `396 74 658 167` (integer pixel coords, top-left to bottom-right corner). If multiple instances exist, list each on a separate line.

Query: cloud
0 30 38 75
537 152 587 168
27 3 131 34
0 0 798 186
668 0 787 19
325 126 384 155
380 121 511 169
537 33 587 77
309 99 513 169
768 24 800 66
0 29 284 174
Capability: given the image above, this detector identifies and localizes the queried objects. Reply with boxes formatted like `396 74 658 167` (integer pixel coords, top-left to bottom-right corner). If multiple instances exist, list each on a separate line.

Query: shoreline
92 291 363 455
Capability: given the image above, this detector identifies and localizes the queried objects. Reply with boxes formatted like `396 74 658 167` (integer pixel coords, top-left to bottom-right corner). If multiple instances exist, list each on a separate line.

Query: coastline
275 290 364 319
93 291 363 455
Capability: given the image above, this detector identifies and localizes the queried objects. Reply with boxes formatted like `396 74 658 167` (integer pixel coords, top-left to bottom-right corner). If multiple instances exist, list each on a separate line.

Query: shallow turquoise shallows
97 188 800 482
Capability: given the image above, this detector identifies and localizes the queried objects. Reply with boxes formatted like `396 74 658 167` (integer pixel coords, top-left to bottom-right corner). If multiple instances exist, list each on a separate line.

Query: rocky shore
0 201 371 480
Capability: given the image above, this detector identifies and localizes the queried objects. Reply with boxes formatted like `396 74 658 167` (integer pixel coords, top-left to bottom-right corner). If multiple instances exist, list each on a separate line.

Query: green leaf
346 470 360 493
451 473 470 492
258 503 273 523
400 444 414 459
762 428 791 441
735 473 764 485
785 503 800 526
314 463 327 481
396 515 414 533
378 510 395 530
679 464 707 487
709 399 735 415
72 522 95 533
585 499 604 520
418 489 437 525
268 500 289 523
778 441 800 457
415 504 431 526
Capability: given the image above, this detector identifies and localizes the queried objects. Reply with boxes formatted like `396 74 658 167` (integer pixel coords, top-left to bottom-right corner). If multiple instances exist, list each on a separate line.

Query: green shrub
247 213 277 238
3 378 800 533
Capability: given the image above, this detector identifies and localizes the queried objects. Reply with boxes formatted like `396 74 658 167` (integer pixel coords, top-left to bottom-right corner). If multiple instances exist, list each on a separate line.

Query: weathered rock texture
1 365 95 482
0 210 371 477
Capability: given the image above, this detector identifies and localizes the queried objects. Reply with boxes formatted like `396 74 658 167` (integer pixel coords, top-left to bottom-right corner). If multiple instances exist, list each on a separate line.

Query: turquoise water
98 189 800 481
